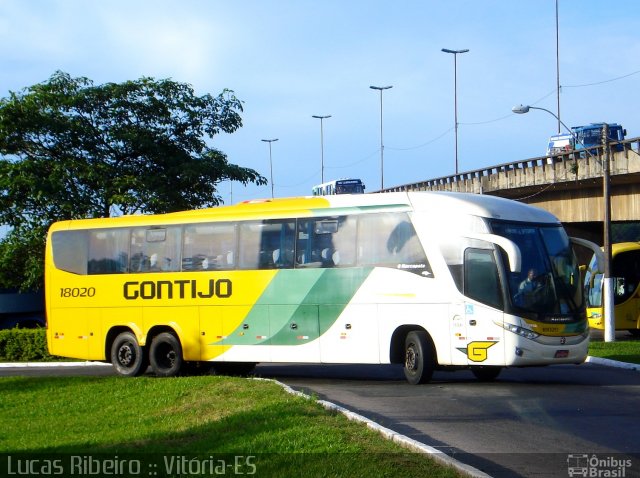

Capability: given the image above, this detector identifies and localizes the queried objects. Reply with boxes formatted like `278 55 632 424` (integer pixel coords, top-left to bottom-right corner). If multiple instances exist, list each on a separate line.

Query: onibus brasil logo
567 454 633 477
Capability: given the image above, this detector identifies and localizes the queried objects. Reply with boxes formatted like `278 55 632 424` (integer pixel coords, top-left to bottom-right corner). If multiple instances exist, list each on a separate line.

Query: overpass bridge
383 137 640 244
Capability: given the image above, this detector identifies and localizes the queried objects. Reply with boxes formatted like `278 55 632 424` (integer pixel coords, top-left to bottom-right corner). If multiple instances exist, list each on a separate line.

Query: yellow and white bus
583 242 640 336
45 192 602 383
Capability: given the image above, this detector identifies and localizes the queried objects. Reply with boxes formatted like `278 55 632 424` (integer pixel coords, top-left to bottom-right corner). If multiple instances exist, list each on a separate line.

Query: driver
519 268 538 293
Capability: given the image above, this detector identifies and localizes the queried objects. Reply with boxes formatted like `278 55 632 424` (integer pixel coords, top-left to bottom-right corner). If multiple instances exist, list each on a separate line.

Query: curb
0 361 111 368
584 356 639 371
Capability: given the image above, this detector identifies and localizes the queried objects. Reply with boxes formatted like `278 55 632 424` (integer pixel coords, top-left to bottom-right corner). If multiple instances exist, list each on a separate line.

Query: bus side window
358 213 431 276
130 227 181 273
183 223 236 271
52 230 89 275
239 220 294 270
88 228 129 274
464 248 503 309
296 216 356 268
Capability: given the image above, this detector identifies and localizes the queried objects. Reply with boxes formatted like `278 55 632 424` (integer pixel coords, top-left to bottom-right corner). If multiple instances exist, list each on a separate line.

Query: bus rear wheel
403 330 434 385
149 332 183 377
111 331 147 377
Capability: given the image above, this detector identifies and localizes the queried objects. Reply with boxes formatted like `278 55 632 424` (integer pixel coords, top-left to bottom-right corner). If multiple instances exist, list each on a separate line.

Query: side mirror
463 233 521 273
570 237 605 273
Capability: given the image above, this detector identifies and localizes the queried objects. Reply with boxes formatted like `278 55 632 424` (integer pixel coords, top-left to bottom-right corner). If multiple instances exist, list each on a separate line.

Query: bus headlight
501 322 540 340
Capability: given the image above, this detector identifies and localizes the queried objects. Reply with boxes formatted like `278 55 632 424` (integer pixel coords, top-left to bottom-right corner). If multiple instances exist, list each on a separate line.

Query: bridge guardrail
382 136 640 195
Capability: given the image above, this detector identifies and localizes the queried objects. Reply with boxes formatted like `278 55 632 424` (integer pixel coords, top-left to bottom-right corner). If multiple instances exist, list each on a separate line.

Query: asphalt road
254 362 640 478
2 357 639 478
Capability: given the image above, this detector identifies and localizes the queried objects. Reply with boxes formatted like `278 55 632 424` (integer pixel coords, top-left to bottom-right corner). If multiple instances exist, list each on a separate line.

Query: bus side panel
220 305 272 362
102 306 143 347
143 306 200 361
614 292 640 331
269 304 320 362
48 307 102 360
199 305 225 361
349 268 453 365
378 303 451 365
46 268 105 360
319 304 378 363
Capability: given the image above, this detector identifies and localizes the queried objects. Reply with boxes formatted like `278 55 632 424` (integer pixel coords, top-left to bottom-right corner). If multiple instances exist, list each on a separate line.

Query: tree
0 71 267 290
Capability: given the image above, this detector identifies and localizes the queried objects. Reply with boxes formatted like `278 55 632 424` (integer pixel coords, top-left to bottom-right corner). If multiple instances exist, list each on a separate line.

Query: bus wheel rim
118 344 134 367
405 345 418 371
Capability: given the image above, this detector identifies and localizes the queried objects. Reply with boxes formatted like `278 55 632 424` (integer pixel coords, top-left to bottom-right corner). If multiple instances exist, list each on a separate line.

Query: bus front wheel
111 331 147 377
403 330 434 385
149 332 183 377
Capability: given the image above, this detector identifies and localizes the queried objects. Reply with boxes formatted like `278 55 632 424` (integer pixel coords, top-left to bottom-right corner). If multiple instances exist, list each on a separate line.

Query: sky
1 0 639 205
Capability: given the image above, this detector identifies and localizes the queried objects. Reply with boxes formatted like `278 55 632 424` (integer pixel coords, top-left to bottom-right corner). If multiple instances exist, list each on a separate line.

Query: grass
0 375 462 478
588 338 640 364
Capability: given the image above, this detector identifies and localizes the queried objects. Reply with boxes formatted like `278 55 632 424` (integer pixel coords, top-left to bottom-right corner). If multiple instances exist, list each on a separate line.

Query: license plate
554 350 569 358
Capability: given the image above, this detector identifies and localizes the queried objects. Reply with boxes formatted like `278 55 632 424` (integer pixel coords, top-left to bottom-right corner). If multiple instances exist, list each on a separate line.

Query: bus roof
48 191 559 232
610 242 640 254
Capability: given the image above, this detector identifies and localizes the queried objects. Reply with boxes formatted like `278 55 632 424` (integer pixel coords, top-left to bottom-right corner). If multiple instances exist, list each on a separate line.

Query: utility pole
602 124 615 342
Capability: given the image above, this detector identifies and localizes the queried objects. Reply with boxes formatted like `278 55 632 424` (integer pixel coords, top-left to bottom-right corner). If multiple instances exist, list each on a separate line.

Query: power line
563 69 640 88
386 127 453 151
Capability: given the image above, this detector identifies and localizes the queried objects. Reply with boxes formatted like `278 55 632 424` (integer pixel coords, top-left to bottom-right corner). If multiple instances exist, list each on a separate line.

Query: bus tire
149 332 183 377
471 366 502 382
403 330 434 385
111 331 147 377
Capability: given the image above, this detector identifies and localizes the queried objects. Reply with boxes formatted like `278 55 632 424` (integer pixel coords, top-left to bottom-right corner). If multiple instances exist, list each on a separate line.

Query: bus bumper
504 330 589 366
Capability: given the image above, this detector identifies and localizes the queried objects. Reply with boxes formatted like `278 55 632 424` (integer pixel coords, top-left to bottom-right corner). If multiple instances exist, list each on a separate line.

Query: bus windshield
335 180 365 194
491 221 583 319
583 253 603 308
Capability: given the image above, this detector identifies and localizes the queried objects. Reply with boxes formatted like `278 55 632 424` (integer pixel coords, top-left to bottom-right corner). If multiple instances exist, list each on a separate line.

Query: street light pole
261 138 278 198
370 85 392 190
312 115 331 184
555 0 561 134
512 104 615 342
442 48 469 175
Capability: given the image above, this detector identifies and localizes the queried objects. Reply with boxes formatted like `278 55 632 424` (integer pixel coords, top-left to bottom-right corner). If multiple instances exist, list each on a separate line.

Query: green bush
0 328 54 362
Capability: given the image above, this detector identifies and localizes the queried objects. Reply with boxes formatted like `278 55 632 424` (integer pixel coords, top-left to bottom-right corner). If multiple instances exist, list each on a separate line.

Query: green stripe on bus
219 268 372 346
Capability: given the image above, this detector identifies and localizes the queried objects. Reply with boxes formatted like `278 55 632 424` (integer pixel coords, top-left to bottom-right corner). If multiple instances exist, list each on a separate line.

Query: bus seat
332 250 340 266
272 249 280 266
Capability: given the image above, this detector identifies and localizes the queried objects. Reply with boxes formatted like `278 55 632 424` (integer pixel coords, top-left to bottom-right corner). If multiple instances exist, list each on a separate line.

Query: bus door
460 248 505 366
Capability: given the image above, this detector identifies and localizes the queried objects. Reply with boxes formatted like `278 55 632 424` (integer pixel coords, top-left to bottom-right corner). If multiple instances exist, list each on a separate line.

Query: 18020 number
60 287 96 298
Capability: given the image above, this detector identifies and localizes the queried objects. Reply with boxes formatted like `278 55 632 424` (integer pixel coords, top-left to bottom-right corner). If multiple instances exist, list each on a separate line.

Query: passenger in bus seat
321 248 334 266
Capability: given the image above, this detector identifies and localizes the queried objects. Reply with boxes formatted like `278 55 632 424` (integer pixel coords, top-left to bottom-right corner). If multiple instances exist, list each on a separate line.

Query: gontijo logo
123 279 233 300
457 341 498 362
